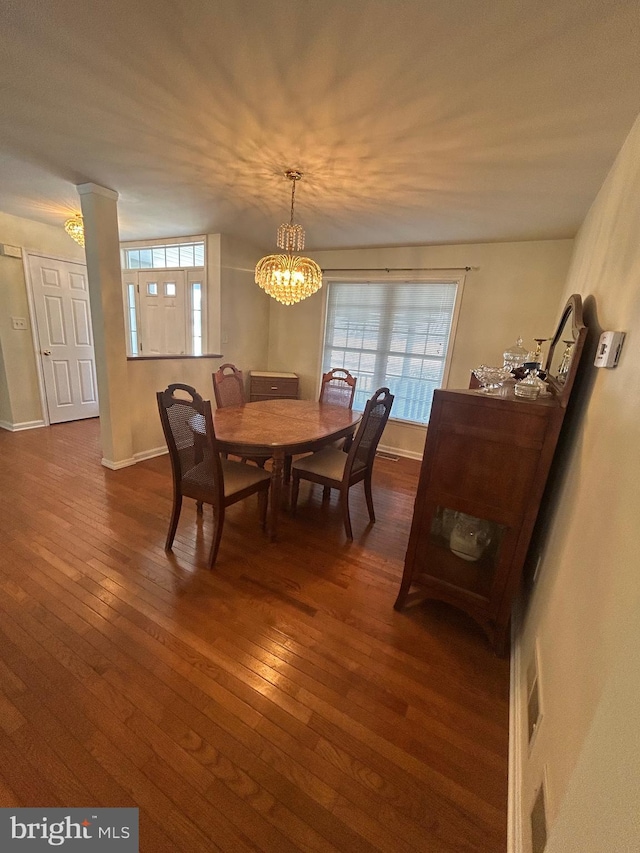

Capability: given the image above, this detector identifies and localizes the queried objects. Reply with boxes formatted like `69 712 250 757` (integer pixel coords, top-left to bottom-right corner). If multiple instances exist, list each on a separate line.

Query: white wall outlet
11 317 28 330
594 331 625 368
530 776 548 853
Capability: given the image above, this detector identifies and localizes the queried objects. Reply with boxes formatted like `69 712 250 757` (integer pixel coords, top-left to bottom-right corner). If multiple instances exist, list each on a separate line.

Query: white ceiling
1 0 639 249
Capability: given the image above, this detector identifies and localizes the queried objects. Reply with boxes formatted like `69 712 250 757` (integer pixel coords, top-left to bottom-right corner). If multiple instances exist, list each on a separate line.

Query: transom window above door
123 241 205 270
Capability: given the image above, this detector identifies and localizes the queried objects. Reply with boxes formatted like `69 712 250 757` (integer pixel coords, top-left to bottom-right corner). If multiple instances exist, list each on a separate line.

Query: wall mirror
544 294 587 405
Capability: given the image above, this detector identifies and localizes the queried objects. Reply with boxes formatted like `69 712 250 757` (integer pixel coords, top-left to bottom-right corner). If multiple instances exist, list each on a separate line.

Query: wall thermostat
594 331 625 368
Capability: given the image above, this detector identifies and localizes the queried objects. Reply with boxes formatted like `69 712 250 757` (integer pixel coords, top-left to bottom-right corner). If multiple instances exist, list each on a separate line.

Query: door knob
42 350 51 356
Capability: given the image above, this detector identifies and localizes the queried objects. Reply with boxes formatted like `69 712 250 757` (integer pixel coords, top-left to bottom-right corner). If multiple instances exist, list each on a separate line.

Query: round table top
213 399 361 453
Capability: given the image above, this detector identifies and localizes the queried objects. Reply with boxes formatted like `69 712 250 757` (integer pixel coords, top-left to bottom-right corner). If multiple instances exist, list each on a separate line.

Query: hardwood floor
0 419 510 852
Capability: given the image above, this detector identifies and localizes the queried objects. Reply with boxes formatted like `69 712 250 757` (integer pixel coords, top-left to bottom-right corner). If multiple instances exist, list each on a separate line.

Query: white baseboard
131 445 413 465
508 597 525 853
101 446 167 469
0 419 46 432
134 446 168 462
101 457 137 470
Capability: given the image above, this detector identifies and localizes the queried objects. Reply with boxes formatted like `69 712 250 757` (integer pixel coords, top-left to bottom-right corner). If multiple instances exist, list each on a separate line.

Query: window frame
319 274 465 425
120 236 208 357
121 238 206 271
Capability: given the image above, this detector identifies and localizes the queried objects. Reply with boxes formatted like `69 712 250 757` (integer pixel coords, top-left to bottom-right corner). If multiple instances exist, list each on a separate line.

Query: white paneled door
29 255 99 424
136 271 187 356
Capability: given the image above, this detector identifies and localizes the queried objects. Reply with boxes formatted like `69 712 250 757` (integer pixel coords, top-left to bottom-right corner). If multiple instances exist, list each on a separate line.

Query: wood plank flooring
0 419 510 852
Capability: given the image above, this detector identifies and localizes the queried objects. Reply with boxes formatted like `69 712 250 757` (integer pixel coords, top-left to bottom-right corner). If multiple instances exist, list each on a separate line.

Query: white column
77 182 134 469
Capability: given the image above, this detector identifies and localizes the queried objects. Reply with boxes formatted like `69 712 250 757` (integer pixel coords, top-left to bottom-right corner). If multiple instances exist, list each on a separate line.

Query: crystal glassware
515 366 547 400
503 337 529 372
449 512 493 562
473 365 513 393
557 340 575 382
532 338 549 363
515 372 541 400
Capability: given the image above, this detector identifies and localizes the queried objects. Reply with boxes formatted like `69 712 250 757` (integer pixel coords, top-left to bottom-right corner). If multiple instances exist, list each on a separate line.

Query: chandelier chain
289 174 297 226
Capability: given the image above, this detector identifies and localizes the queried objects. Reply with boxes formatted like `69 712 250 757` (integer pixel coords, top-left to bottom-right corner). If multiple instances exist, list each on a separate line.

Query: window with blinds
322 281 459 423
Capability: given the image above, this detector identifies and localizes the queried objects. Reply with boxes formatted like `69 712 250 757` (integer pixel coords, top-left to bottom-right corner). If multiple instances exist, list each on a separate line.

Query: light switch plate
11 317 28 330
594 331 625 368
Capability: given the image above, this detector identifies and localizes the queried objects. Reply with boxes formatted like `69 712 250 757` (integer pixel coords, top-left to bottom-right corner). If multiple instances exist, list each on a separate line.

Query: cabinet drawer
249 372 299 401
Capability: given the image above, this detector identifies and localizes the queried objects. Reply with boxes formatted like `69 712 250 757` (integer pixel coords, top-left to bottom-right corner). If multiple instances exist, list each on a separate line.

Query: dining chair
319 368 357 408
213 363 268 468
157 383 270 568
319 367 358 454
291 387 394 539
212 362 245 408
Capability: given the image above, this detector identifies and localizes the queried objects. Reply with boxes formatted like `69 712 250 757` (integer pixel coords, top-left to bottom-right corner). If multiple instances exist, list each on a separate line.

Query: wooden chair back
213 363 245 408
290 386 394 539
157 382 270 567
347 386 394 476
157 383 224 505
319 368 357 408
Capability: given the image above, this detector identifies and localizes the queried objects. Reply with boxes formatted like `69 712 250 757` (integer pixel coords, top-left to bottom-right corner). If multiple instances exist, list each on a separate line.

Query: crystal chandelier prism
255 170 322 306
64 214 85 247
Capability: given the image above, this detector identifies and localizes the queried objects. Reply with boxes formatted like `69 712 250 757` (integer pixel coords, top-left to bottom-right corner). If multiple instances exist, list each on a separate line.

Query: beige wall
0 212 85 427
0 208 572 454
0 218 271 451
219 233 270 389
268 240 573 455
127 234 270 456
0 344 11 424
514 113 640 852
127 357 228 456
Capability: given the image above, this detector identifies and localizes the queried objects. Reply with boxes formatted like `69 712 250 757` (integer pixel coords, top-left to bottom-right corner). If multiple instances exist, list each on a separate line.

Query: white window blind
322 281 458 423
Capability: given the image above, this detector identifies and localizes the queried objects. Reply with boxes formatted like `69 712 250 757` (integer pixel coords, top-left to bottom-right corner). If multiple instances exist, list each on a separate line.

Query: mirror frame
544 293 587 407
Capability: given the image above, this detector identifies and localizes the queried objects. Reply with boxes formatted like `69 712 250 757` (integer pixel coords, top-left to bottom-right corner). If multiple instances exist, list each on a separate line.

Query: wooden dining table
213 399 361 540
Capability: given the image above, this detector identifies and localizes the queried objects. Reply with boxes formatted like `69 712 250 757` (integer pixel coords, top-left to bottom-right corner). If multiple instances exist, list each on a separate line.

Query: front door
29 254 99 424
135 271 187 356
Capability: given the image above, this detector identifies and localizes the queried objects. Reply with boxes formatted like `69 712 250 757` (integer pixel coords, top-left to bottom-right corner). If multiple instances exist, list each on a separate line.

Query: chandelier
64 214 85 247
255 170 322 305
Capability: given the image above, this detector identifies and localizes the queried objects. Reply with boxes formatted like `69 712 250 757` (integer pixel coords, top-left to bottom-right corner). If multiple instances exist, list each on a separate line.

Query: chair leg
283 455 292 484
165 493 182 551
340 486 354 540
291 472 300 514
322 486 331 501
258 487 268 530
196 501 203 515
208 505 225 568
364 471 376 523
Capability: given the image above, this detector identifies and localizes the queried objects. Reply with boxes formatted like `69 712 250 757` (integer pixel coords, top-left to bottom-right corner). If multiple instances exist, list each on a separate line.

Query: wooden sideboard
249 371 299 402
394 294 588 654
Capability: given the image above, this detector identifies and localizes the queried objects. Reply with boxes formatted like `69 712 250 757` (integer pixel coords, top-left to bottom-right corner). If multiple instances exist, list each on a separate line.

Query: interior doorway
27 253 99 424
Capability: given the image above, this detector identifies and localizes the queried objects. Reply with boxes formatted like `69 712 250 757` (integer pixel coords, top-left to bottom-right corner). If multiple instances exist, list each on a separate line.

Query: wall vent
376 451 399 461
527 644 543 747
530 779 548 853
